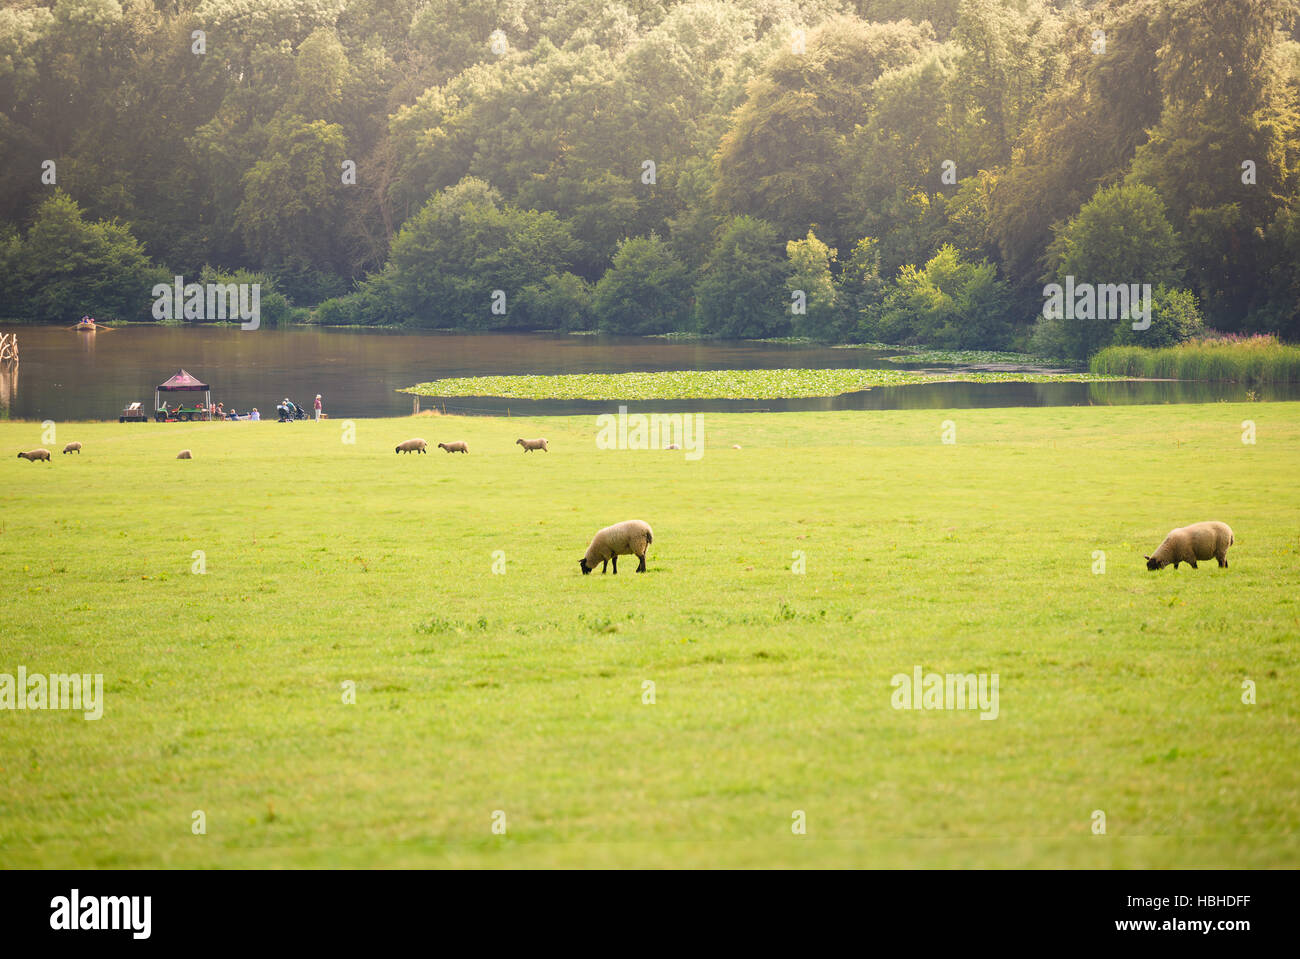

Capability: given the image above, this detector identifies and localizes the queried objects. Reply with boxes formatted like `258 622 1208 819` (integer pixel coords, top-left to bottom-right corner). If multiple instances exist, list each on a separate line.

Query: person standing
314 394 323 421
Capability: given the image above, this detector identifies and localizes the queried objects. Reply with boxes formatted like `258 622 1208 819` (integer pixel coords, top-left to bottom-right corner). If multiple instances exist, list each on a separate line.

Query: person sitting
250 408 260 421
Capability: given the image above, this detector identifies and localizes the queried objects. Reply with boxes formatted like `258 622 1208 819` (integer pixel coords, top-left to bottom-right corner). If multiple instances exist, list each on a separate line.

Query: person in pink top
314 394 323 421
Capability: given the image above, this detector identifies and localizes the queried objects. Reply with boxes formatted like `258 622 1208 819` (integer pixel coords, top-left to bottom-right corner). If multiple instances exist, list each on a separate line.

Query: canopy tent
155 369 211 419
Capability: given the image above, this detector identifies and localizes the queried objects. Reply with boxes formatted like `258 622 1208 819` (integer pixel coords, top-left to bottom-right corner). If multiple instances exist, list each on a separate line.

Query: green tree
3 191 165 322
785 230 840 340
879 244 1011 348
1042 182 1183 359
1112 285 1205 348
386 178 578 328
694 216 789 338
518 272 594 331
1047 183 1182 287
236 116 351 299
838 236 888 343
713 17 935 249
592 234 692 334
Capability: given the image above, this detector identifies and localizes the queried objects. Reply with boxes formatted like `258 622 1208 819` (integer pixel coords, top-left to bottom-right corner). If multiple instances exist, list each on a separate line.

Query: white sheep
16 448 51 463
516 438 548 452
438 441 469 453
62 442 82 455
395 438 428 454
1146 521 1234 570
176 449 192 459
579 519 654 575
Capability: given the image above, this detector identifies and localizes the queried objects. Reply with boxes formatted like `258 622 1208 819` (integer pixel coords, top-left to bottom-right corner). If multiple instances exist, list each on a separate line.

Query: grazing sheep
732 444 742 450
438 441 469 454
62 442 82 454
176 449 192 460
579 519 653 575
664 443 681 450
516 438 548 452
395 438 428 454
1146 521 1234 570
16 448 51 463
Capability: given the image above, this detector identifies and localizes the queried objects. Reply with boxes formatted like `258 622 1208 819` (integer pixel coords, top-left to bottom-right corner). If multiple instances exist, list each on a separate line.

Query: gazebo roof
157 369 209 391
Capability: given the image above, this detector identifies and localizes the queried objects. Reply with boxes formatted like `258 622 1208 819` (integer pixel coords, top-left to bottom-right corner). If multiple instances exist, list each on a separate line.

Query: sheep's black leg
1189 560 1197 569
601 559 608 573
636 556 646 572
612 556 618 574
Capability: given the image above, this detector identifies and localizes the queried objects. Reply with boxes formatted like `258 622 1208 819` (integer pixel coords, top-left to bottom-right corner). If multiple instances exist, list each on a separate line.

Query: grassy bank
402 367 1123 401
2 405 1297 868
1091 334 1300 383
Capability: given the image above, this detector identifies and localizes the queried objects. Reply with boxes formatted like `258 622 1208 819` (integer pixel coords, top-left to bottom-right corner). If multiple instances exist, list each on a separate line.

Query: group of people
277 395 324 422
207 401 258 421
158 393 323 422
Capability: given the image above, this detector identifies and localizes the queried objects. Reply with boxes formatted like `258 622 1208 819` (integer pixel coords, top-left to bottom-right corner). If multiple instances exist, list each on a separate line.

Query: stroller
277 399 310 422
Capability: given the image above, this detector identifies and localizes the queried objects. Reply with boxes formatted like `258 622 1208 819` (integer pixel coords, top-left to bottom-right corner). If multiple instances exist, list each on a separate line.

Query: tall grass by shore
1091 334 1300 382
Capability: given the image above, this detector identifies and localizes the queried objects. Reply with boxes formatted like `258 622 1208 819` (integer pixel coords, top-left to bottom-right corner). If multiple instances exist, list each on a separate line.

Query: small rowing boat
72 316 113 332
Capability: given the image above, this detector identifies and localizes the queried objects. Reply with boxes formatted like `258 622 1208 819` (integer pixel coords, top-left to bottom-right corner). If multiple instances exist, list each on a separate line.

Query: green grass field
1 403 1297 868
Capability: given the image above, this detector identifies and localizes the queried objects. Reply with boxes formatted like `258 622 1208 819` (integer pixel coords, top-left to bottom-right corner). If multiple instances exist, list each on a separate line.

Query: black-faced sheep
176 449 192 459
516 438 548 452
438 441 468 453
62 442 82 454
395 438 428 454
1145 521 1234 570
579 519 653 575
16 448 51 463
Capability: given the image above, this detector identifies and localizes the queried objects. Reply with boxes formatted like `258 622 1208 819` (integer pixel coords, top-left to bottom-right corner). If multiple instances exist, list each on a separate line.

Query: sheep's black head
1145 555 1165 570
579 557 592 575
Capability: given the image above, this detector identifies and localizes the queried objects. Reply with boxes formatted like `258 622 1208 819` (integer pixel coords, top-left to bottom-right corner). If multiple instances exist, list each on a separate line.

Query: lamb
1145 521 1234 570
176 449 192 459
395 438 428 454
438 441 468 453
579 519 653 575
62 442 82 455
16 448 51 462
516 438 548 452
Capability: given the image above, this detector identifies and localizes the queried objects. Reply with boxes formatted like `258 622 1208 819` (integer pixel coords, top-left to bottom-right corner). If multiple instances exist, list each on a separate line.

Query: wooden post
413 395 420 415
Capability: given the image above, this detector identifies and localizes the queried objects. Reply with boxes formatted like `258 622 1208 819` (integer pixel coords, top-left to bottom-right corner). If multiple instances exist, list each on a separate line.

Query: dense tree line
1 0 1298 358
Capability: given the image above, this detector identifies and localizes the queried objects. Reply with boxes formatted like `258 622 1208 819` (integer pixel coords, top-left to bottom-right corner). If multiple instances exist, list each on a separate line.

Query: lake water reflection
0 325 1291 420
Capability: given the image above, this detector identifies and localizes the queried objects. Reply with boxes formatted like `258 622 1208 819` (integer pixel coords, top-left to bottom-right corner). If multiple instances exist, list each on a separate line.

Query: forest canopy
2 0 1298 358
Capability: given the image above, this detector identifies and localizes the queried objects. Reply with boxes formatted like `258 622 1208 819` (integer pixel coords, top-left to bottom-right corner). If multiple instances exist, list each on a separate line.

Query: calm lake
1 325 1294 421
